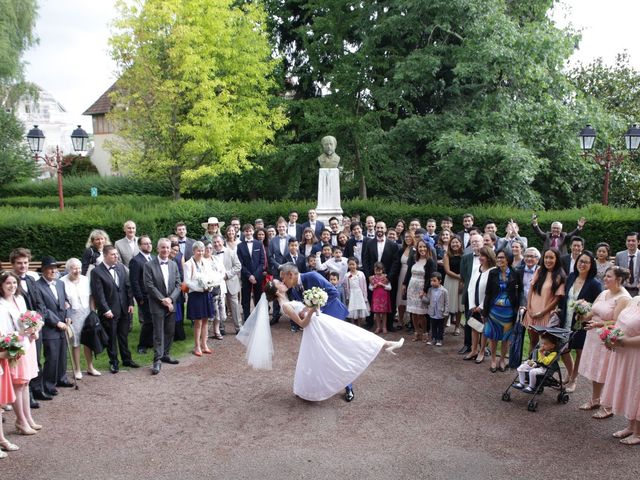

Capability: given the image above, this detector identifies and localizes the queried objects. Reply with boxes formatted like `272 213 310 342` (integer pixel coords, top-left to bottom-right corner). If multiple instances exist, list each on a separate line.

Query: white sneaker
426 341 433 345
436 342 442 347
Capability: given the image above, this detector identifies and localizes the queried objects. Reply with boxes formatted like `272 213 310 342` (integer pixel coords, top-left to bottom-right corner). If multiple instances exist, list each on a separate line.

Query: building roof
82 82 117 116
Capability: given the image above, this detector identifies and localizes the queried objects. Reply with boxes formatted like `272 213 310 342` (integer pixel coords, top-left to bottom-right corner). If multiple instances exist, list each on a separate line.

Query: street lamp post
26 125 89 210
578 124 640 206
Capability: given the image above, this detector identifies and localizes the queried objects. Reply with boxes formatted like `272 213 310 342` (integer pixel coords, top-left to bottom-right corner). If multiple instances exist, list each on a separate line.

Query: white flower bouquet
303 287 328 309
197 270 222 291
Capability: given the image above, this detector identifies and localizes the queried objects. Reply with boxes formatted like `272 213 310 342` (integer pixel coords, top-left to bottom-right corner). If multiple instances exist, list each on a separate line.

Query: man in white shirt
615 232 640 297
364 215 376 239
287 210 303 241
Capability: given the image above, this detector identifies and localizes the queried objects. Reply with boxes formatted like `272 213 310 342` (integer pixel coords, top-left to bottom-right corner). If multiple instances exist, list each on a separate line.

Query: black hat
40 256 58 270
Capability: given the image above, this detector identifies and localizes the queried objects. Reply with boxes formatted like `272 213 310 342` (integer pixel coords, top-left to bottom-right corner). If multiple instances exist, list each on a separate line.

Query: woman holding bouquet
259 279 404 401
579 266 630 419
184 241 214 356
600 295 640 445
0 272 41 435
558 251 602 392
0 345 18 456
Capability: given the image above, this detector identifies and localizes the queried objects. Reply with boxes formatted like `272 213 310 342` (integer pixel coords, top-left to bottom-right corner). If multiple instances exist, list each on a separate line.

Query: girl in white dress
264 280 403 401
343 257 369 326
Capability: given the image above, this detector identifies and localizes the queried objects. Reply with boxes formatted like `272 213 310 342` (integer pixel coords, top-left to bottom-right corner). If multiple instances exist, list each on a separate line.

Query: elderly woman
61 258 99 378
579 266 631 419
557 251 602 392
0 272 40 435
483 250 522 372
523 248 566 352
81 229 111 275
600 295 640 445
184 241 213 356
464 246 496 363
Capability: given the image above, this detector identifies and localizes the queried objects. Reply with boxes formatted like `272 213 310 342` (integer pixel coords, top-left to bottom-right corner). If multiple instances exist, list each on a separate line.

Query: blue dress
484 271 514 341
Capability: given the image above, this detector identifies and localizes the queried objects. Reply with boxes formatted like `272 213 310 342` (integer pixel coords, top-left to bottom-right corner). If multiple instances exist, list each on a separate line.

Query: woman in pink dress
601 295 640 445
579 266 631 419
0 272 41 435
0 347 18 455
524 248 566 352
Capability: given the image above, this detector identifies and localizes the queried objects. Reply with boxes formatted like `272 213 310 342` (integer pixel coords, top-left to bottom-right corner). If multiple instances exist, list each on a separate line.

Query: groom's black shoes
345 386 354 402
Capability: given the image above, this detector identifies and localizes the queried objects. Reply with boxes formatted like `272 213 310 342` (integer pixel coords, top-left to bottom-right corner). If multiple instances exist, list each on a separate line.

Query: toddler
344 257 369 326
369 262 392 334
513 332 559 393
424 272 449 346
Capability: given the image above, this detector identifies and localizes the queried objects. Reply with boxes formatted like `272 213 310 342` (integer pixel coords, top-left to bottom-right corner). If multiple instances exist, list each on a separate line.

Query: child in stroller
513 332 558 393
502 326 571 411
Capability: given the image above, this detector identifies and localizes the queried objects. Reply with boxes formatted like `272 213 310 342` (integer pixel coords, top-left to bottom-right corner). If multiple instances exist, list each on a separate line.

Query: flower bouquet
598 326 624 350
197 270 222 292
0 332 26 365
20 310 44 334
303 287 328 309
568 299 592 329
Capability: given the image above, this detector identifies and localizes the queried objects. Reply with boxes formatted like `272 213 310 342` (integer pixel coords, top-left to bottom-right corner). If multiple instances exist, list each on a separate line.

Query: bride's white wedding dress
286 300 386 401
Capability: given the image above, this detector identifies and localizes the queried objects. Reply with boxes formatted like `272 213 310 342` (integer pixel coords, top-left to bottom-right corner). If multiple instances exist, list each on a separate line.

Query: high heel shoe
0 440 19 451
87 367 101 376
15 424 37 435
28 422 42 431
202 348 212 354
385 337 405 355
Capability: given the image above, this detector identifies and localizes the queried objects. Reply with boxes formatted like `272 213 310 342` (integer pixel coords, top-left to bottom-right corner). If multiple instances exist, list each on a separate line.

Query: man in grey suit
615 232 640 297
114 220 139 267
213 235 242 333
144 238 182 375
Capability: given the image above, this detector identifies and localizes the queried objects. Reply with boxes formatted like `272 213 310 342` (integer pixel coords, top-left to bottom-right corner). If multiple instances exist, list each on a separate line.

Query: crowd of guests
0 210 639 458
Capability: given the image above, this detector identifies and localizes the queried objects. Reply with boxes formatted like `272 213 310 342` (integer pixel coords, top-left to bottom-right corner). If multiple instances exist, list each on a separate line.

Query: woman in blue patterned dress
483 250 522 372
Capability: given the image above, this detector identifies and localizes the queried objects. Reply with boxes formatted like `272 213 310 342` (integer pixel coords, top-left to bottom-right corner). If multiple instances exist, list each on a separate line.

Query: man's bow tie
160 261 168 265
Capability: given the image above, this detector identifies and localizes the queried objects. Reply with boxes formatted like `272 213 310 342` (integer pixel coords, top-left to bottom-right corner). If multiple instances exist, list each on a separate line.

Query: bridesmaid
395 232 415 330
0 272 41 435
600 295 640 445
557 251 602 393
579 266 630 419
0 334 18 455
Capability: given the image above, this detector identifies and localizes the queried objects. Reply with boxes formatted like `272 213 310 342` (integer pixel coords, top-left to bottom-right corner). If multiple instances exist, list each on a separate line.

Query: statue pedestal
316 167 343 223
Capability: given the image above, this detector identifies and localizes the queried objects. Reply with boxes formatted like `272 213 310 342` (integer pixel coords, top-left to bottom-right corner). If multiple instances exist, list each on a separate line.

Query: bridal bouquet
20 310 44 334
598 326 624 350
0 332 26 365
303 287 328 309
568 299 592 329
196 270 223 291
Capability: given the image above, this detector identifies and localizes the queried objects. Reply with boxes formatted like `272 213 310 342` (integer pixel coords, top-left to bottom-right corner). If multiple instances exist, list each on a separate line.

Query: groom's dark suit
144 256 182 362
288 272 348 320
91 261 134 368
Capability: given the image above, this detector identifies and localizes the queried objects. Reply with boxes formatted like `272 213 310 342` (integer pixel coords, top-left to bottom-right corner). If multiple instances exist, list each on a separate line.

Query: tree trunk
170 167 181 200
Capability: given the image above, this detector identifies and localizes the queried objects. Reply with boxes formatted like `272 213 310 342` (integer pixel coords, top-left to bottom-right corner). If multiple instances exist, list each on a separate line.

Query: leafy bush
0 199 637 261
0 174 173 197
0 195 168 209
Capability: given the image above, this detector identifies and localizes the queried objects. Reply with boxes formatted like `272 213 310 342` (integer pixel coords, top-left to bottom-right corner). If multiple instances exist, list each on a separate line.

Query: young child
306 254 317 272
369 262 392 334
424 272 449 346
513 332 559 393
317 246 348 282
343 257 369 326
329 272 346 306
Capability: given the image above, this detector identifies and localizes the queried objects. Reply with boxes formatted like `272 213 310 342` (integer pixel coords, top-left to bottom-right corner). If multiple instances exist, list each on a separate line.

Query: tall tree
108 0 287 199
0 109 37 186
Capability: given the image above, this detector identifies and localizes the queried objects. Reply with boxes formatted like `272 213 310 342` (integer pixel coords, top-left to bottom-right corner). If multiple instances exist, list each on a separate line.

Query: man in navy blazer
237 224 267 322
287 210 304 242
90 245 136 373
301 208 325 239
35 256 73 396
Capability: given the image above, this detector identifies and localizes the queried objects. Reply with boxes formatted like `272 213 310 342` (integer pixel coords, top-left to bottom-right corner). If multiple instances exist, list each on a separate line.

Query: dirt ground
3 323 638 480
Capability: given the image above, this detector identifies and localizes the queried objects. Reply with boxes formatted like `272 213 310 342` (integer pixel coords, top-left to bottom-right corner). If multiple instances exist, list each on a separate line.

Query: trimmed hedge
0 199 638 261
0 175 172 197
0 195 167 209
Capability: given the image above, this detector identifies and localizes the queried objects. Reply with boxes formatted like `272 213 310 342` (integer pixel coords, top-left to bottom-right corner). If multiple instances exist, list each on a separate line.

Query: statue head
321 136 337 156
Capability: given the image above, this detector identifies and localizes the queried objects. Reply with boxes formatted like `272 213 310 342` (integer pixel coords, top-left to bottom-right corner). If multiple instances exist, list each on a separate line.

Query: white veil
236 293 274 370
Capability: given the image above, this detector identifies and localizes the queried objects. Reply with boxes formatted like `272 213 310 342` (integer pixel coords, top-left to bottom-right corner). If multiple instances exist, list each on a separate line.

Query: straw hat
201 216 225 230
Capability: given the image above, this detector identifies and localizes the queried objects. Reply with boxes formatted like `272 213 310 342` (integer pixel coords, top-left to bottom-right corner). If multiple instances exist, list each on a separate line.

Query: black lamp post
26 124 89 210
578 124 640 205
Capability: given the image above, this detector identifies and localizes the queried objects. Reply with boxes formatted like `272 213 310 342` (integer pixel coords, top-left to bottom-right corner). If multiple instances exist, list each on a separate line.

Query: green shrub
0 174 172 197
0 195 168 209
0 199 637 261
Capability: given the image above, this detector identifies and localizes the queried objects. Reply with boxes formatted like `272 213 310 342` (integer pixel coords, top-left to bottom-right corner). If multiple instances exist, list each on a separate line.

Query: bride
238 279 403 402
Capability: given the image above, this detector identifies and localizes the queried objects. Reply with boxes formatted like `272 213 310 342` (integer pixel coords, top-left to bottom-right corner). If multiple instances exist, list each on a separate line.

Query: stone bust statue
317 135 340 168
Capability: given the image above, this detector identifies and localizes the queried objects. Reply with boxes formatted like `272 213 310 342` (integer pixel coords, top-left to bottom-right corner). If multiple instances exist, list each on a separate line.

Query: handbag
466 313 485 333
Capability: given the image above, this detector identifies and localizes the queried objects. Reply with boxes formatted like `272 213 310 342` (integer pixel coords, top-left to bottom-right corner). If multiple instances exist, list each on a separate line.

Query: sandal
202 348 212 354
592 408 613 419
579 399 600 411
613 428 634 439
0 440 19 451
620 435 640 445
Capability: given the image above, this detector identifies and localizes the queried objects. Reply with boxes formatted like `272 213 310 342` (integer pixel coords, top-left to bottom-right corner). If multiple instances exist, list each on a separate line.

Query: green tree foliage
0 109 37 187
108 0 287 199
570 52 640 207
251 0 604 208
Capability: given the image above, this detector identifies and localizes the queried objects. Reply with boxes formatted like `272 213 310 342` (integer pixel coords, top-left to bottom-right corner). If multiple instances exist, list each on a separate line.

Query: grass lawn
68 309 196 373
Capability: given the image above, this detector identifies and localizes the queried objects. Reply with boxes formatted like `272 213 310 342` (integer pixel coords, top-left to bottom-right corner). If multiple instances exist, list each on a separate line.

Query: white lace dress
286 301 386 401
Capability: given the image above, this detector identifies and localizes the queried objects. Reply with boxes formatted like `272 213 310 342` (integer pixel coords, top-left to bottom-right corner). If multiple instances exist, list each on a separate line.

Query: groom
279 263 354 402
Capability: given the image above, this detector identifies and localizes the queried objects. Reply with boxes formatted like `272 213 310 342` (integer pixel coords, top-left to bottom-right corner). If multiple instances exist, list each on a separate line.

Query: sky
21 0 640 134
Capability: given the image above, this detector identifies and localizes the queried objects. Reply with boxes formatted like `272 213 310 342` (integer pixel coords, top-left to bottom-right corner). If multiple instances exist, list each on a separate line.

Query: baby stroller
501 326 571 412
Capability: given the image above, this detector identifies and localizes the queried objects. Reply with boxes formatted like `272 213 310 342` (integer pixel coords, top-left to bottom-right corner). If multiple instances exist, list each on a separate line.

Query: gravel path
4 324 637 480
